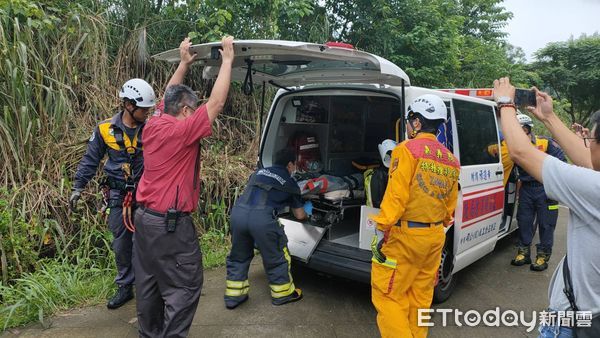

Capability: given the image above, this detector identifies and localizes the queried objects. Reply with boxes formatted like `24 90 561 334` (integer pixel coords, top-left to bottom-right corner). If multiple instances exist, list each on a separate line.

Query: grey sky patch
502 0 600 61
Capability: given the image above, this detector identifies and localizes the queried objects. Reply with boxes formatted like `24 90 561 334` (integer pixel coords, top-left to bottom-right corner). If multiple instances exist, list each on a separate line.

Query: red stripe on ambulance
463 185 503 197
461 190 504 228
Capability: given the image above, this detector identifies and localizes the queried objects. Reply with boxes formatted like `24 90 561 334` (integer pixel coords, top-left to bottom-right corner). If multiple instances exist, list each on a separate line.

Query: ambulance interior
261 91 402 249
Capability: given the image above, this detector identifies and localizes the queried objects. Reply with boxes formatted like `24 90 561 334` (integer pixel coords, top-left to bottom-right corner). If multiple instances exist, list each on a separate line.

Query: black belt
521 180 543 187
139 205 190 218
107 178 136 191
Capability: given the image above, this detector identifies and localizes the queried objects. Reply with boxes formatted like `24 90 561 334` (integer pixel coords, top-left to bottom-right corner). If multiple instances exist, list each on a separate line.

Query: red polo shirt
136 101 212 213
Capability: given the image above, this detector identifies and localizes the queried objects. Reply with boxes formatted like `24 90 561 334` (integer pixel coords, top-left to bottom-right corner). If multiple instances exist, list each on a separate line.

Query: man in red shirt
133 36 234 338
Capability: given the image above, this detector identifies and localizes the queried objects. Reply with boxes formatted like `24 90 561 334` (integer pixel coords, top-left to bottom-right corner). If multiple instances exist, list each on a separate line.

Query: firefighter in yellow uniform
370 94 460 338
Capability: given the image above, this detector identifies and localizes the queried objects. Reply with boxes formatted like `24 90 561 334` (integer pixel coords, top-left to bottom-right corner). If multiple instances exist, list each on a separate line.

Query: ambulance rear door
152 40 410 87
451 97 504 273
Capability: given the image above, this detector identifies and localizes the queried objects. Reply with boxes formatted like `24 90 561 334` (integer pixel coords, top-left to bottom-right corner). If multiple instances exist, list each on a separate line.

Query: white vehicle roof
152 40 410 87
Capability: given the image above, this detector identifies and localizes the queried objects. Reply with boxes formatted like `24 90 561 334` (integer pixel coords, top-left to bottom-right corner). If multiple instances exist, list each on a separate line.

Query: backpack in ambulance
289 132 323 173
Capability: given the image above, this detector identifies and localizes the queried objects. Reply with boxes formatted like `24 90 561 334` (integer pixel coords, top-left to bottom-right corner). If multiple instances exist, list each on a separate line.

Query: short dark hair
592 110 600 142
274 148 296 166
410 113 444 134
164 84 198 116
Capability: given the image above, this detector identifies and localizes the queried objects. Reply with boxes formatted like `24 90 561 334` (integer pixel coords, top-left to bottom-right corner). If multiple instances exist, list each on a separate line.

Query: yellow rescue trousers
371 221 445 338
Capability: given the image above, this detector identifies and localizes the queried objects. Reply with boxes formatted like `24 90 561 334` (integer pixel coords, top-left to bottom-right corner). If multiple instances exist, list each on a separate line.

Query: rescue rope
122 190 135 233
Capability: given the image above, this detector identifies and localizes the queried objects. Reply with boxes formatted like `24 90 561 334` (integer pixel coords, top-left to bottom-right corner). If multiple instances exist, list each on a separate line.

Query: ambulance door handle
495 170 503 176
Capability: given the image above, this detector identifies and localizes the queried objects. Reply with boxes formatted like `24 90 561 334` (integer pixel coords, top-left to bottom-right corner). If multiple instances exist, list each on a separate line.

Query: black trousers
133 208 203 338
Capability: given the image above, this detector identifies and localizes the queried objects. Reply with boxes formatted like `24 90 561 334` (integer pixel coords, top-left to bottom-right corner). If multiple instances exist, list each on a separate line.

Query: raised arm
494 78 547 183
527 89 593 168
165 37 198 90
206 36 234 124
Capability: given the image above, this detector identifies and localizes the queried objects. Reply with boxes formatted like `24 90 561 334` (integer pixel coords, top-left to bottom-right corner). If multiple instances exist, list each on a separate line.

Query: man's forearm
501 107 532 161
542 114 592 168
206 60 232 123
500 106 546 182
166 62 190 89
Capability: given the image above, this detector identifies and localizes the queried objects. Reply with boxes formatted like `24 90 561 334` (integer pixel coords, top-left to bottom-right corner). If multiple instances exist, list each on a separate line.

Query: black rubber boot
272 288 303 306
510 246 532 266
107 284 134 309
225 295 249 310
531 251 551 271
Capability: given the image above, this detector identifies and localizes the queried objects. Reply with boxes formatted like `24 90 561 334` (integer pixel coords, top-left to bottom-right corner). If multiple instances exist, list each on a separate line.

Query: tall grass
0 6 107 288
0 258 115 329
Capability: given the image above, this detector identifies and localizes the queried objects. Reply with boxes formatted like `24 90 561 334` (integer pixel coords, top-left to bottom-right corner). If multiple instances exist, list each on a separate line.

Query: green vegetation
0 258 114 329
0 0 598 331
530 33 600 125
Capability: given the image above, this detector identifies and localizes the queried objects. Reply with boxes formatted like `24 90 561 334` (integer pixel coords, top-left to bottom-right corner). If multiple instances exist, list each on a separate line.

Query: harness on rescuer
118 127 141 233
100 125 143 233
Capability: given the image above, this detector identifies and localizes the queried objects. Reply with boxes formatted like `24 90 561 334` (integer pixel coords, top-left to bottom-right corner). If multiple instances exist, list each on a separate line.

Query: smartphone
210 46 222 60
514 89 536 107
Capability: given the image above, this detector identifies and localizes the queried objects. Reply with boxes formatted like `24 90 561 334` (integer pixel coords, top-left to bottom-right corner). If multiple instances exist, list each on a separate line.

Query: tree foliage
530 34 600 125
316 0 526 87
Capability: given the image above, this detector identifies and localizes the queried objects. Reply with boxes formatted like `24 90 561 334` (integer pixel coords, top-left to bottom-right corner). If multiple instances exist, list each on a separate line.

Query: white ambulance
154 40 519 302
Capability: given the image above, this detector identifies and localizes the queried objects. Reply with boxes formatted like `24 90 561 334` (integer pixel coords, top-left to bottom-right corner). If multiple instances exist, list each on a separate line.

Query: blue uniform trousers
224 205 295 307
516 183 559 253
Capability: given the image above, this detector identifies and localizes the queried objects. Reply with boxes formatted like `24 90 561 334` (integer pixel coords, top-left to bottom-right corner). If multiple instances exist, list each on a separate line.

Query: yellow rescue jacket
371 133 461 231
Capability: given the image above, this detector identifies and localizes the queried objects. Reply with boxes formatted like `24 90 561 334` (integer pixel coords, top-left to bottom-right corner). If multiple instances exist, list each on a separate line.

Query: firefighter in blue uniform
511 114 566 271
69 78 156 308
224 148 311 309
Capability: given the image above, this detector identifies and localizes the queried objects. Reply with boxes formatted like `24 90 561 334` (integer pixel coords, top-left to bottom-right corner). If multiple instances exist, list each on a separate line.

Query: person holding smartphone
494 77 600 337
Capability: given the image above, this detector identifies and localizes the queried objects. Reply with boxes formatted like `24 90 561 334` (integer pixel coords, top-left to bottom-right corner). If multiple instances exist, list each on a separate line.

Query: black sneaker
107 285 134 309
272 288 303 306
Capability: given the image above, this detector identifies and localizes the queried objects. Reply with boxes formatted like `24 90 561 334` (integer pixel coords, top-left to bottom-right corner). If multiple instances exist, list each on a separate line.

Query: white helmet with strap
517 114 534 128
119 78 156 108
406 94 448 122
378 139 397 168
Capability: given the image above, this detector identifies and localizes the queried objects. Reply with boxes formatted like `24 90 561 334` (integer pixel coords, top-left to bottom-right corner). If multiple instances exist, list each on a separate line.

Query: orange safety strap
122 191 135 233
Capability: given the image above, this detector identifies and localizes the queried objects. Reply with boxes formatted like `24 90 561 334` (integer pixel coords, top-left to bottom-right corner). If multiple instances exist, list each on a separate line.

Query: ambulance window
330 97 365 153
365 98 400 151
453 99 499 166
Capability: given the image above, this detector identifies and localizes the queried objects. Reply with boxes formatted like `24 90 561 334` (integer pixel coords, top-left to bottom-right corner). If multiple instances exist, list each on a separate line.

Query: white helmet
517 114 533 128
378 139 397 168
119 78 156 108
406 94 447 122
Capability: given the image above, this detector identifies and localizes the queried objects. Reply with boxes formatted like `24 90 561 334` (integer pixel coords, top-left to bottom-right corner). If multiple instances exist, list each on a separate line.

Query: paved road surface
3 208 569 337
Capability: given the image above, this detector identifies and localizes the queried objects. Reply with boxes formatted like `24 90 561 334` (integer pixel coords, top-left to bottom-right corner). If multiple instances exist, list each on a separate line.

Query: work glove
303 201 313 216
371 228 386 264
69 188 83 212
